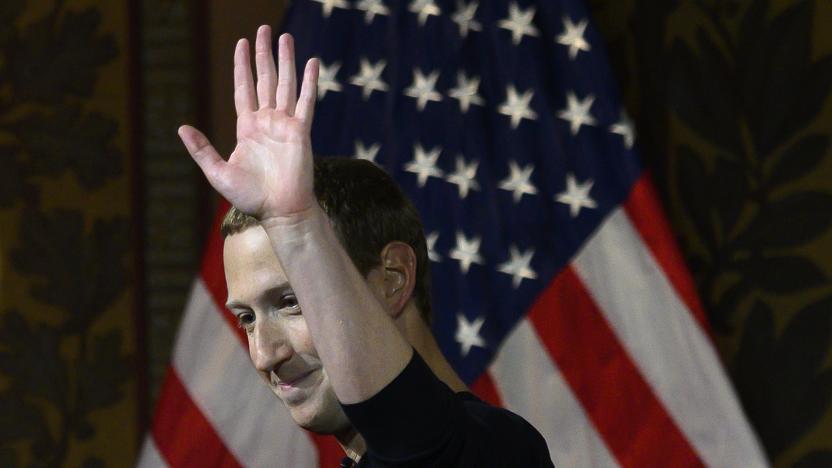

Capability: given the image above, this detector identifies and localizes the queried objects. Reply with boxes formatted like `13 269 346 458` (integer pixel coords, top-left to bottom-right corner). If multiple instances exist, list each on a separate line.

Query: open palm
178 26 319 220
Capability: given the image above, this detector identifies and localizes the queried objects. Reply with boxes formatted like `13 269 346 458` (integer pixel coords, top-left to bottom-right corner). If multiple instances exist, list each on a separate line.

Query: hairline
221 216 428 320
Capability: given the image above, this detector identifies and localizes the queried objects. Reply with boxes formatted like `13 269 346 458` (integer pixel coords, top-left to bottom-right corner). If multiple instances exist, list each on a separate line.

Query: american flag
138 0 769 466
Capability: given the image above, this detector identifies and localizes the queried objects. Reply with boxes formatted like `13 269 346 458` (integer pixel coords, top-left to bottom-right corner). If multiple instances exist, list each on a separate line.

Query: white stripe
573 208 768 468
490 319 619 468
136 436 167 468
171 280 318 468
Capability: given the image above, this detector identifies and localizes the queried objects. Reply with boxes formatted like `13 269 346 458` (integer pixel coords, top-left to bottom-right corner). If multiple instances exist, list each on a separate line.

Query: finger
255 25 277 109
275 33 297 115
294 58 319 126
234 39 257 115
178 125 226 185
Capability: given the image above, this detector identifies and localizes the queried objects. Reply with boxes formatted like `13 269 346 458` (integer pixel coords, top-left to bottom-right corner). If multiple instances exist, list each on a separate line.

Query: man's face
223 226 350 434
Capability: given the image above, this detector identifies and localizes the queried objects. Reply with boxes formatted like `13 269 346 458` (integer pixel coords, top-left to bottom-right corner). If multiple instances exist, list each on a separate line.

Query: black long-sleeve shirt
340 351 554 467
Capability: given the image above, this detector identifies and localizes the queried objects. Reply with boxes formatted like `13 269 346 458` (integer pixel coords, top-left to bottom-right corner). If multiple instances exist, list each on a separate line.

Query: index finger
234 38 257 115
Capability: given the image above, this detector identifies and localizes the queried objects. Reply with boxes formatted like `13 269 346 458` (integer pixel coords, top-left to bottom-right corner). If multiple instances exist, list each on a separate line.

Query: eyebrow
225 282 291 310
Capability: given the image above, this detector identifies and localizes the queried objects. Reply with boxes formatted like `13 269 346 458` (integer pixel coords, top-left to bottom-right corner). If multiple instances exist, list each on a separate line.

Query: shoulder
459 393 545 439
457 393 553 466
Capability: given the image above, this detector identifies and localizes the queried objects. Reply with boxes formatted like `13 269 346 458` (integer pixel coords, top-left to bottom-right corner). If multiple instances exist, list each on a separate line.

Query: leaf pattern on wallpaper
0 2 130 467
0 2 120 207
590 0 832 464
666 0 832 460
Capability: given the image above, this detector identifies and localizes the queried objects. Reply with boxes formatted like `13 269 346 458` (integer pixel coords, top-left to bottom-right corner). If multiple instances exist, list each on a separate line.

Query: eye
236 311 255 330
282 294 301 314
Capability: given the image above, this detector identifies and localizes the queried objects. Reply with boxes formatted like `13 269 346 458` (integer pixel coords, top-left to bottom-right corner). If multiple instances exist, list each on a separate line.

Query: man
178 25 553 467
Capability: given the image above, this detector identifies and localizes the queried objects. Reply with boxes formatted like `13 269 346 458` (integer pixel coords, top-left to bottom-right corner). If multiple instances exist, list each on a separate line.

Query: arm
177 26 411 404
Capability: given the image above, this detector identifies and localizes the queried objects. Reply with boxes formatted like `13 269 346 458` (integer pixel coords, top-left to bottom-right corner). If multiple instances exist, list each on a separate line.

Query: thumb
178 125 227 185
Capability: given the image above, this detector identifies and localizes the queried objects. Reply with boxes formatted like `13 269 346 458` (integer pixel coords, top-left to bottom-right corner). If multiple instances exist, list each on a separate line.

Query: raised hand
178 26 319 221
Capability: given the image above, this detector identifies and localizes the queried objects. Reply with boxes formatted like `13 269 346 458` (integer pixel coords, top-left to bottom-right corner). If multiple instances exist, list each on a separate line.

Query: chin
285 387 350 435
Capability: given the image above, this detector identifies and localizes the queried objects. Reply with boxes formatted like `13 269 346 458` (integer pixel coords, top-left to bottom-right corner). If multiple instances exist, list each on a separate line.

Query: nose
249 318 293 375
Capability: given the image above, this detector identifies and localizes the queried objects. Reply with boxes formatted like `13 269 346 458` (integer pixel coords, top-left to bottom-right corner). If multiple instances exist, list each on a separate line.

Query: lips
276 369 315 388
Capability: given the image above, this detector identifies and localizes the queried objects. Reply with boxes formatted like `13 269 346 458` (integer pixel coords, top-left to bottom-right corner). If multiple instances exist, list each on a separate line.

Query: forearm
183 26 412 405
261 204 413 404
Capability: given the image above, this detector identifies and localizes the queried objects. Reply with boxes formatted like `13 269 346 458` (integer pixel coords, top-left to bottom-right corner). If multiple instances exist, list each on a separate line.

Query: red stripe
199 200 248 346
152 367 242 468
529 267 703 468
471 372 504 408
623 174 711 336
308 432 345 468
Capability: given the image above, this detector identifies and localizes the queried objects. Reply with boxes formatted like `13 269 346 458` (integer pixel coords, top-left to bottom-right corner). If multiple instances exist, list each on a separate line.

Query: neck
335 426 366 463
399 306 469 393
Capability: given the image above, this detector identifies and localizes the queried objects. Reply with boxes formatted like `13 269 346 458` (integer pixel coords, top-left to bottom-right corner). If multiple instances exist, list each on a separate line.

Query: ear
376 241 417 318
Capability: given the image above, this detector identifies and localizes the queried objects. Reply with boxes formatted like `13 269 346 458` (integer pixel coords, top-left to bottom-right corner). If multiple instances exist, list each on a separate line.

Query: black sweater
339 351 554 467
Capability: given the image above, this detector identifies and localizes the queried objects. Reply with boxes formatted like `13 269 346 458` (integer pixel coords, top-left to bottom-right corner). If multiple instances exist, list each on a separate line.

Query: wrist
259 202 342 271
259 203 331 250
260 202 324 229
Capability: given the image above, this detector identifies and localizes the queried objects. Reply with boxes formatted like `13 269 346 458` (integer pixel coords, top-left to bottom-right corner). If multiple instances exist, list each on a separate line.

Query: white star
311 0 349 18
497 245 538 288
449 231 484 274
408 0 441 26
446 156 480 199
405 144 443 187
355 0 390 24
499 161 538 203
556 173 597 217
426 232 441 262
555 17 591 59
498 2 540 45
353 140 381 163
350 58 389 100
448 72 485 113
610 110 636 149
498 85 538 129
403 69 443 111
557 91 597 135
451 0 482 38
456 314 486 356
317 61 342 100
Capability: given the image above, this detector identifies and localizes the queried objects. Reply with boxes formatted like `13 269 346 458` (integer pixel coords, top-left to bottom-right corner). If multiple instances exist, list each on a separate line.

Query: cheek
289 371 349 433
285 318 317 357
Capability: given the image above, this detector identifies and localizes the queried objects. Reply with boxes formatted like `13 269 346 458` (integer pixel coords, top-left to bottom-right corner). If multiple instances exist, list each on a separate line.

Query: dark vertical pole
128 0 149 446
194 0 216 249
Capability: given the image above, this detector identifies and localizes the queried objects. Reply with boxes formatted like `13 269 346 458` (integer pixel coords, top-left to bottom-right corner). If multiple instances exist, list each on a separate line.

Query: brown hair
221 158 432 323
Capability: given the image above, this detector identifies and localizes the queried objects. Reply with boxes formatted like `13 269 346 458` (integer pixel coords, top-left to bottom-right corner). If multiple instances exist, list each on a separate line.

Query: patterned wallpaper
0 0 137 466
590 0 832 465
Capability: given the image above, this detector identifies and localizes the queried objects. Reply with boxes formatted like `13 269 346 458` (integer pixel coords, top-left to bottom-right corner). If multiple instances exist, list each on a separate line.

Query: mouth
275 369 316 388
